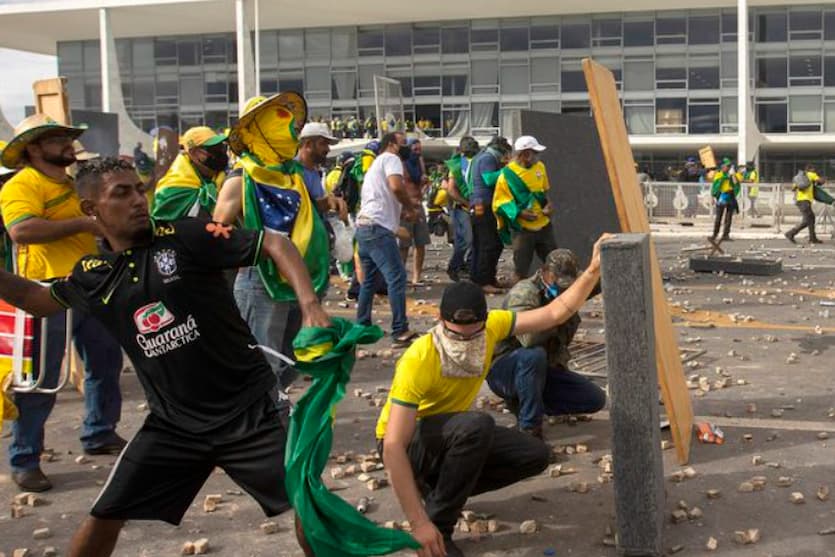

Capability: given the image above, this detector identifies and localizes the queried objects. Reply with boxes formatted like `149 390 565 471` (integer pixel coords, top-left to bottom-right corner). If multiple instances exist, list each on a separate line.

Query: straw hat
1 114 86 169
228 91 307 156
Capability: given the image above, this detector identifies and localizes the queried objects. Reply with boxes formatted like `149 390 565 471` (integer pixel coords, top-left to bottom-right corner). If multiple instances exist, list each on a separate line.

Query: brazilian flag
492 163 547 246
445 152 469 200
287 318 420 556
240 154 330 302
152 153 224 220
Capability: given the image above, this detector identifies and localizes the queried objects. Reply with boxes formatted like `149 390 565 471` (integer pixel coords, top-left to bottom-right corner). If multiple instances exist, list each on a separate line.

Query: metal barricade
9 305 73 395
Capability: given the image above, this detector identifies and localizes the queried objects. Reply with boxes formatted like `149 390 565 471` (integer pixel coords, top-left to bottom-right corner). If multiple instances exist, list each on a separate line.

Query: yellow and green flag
492 161 549 245
152 153 225 220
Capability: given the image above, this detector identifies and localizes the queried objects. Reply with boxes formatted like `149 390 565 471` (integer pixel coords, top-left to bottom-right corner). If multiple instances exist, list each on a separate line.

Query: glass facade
55 4 835 141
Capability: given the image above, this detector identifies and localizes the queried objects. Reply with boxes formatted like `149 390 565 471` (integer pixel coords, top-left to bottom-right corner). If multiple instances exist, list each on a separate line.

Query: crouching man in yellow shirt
376 234 610 557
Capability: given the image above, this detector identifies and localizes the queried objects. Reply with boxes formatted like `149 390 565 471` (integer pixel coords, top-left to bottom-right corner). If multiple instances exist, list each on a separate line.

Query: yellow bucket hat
1 113 86 169
228 91 307 157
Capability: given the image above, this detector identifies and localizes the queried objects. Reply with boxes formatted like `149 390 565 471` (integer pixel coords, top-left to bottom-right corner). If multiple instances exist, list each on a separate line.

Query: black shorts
91 393 290 525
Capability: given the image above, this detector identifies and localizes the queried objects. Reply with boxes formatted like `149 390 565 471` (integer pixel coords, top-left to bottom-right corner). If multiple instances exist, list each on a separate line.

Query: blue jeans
487 346 606 429
447 207 472 274
233 268 300 394
355 224 408 336
10 311 123 472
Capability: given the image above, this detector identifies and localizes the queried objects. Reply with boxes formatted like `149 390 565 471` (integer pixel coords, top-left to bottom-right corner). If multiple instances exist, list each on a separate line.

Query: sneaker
391 330 419 348
84 434 128 456
12 467 52 492
785 232 797 244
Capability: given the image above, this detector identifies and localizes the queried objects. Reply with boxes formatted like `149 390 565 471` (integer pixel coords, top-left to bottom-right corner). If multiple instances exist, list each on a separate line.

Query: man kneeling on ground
377 235 609 557
488 249 606 439
0 158 329 557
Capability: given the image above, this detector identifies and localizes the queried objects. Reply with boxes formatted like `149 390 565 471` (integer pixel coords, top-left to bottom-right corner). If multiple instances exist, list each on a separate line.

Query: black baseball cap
440 281 488 324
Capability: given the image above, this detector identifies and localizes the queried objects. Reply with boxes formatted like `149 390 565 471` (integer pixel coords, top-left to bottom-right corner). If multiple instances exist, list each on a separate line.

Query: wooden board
698 146 716 170
518 111 617 269
583 58 694 464
33 77 71 125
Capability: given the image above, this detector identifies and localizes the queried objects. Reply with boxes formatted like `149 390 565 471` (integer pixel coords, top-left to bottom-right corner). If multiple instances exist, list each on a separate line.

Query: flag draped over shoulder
239 154 329 302
287 318 420 557
492 163 548 245
445 153 470 201
151 153 224 220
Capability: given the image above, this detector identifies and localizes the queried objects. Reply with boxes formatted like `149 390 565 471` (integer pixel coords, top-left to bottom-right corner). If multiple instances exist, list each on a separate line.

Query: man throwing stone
0 157 329 557
377 234 609 557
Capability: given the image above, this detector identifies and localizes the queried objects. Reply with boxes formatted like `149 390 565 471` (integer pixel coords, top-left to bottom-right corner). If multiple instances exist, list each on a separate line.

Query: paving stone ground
4 235 835 556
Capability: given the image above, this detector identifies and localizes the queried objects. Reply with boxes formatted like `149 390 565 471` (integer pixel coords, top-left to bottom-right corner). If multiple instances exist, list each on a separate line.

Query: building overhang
0 0 826 55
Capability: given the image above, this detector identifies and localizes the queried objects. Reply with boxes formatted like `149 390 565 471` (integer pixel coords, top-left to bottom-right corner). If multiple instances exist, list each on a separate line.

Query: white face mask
430 323 487 378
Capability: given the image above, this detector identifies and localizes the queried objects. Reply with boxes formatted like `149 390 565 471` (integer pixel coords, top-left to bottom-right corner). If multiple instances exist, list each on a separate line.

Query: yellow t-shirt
325 167 342 195
500 160 551 231
0 166 96 280
797 171 819 203
375 310 516 439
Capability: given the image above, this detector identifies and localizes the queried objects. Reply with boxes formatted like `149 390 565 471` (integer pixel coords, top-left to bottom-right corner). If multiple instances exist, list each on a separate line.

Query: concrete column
737 0 749 165
254 0 261 96
235 0 256 114
601 234 665 557
99 7 112 113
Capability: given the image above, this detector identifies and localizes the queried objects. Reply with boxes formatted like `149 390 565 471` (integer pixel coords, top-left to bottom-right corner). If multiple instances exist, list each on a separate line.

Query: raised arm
0 269 64 317
260 232 330 329
513 234 610 336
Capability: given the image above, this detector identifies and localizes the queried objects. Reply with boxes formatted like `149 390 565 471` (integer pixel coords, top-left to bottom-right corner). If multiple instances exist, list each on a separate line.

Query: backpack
793 170 811 190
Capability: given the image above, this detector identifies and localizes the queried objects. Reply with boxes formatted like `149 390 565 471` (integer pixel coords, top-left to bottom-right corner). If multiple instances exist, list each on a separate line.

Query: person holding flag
151 126 229 220
492 135 557 282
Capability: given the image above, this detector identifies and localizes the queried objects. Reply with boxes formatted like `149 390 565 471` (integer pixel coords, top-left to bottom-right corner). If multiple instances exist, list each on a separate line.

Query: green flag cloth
445 153 470 200
492 166 548 246
152 153 222 220
287 318 420 557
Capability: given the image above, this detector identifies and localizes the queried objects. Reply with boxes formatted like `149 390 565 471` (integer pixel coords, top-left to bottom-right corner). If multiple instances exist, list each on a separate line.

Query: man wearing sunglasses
0 114 125 492
377 234 609 557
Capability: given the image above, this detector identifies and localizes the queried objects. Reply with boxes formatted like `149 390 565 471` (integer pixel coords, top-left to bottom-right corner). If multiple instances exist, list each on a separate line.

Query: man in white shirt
355 132 419 347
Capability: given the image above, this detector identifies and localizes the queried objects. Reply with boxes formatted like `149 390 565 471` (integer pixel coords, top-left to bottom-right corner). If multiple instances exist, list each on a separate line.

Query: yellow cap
180 126 227 150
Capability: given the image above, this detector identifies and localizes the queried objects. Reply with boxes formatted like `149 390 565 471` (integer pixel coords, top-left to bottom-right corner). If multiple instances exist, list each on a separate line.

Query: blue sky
0 48 58 125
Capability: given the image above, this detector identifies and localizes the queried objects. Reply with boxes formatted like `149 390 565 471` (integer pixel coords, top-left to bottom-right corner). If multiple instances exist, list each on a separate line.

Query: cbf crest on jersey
154 249 178 276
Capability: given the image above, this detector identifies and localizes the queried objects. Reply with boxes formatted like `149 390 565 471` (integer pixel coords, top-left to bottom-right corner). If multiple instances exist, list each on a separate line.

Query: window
561 22 590 49
790 95 822 132
205 110 228 131
205 74 228 102
623 59 653 91
471 27 499 52
133 80 155 107
357 28 383 56
471 59 498 94
279 72 303 93
757 12 788 43
721 12 738 42
656 55 686 89
384 26 411 57
623 20 653 47
757 99 788 132
260 77 278 95
133 39 154 69
624 102 654 134
721 97 738 132
689 16 720 45
442 26 469 54
531 23 559 49
656 98 686 133
756 57 787 88
180 75 203 105
413 26 440 54
561 60 586 92
592 18 621 47
531 101 559 113
358 64 382 97
825 101 835 132
203 36 227 64
500 63 529 95
442 74 468 96
155 80 178 104
530 57 559 93
689 56 720 90
279 30 303 60
58 42 83 73
826 57 835 86
689 102 720 134
656 16 686 45
258 32 278 68
305 29 331 59
305 67 331 100
177 39 199 66
154 39 177 65
413 69 440 96
83 41 100 72
789 10 822 41
501 26 529 52
84 83 102 110
471 102 498 132
331 68 356 100
826 12 835 40
331 28 357 58
789 54 822 86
